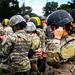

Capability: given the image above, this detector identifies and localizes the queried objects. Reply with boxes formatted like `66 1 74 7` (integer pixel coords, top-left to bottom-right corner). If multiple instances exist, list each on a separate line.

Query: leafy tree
43 1 58 17
30 13 38 17
21 3 32 17
58 4 71 12
68 0 75 9
0 0 21 22
20 3 38 17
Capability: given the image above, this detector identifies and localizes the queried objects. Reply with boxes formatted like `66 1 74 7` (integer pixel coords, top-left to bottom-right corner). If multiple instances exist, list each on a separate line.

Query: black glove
28 49 36 59
0 38 2 44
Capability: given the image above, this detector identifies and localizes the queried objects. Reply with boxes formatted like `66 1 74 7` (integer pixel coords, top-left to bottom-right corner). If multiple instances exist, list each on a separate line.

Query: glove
28 49 36 59
0 38 2 44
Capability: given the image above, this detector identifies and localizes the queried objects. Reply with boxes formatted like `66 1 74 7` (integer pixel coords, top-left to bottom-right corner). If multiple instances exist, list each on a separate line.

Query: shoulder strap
61 38 75 49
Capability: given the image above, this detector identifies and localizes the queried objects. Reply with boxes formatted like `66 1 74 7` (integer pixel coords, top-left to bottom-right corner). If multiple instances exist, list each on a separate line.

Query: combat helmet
24 15 30 20
39 15 46 20
47 10 73 26
70 9 75 22
25 22 36 31
9 15 27 27
29 17 41 27
2 18 9 26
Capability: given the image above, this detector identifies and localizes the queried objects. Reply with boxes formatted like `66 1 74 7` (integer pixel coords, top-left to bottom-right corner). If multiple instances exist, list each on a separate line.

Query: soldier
70 9 75 37
39 15 47 32
0 15 32 75
37 10 75 75
0 27 7 44
70 9 75 23
24 15 30 22
45 15 54 40
0 27 7 75
29 17 46 75
2 18 13 35
25 21 41 75
29 17 46 51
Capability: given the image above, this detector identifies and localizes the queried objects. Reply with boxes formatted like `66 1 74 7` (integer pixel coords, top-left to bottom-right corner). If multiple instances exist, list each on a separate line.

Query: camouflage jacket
36 28 46 51
27 33 41 61
3 26 13 35
0 30 32 72
46 35 75 63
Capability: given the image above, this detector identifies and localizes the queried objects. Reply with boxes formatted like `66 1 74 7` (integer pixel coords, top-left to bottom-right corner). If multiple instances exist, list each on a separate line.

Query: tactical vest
9 33 31 72
46 35 75 68
27 33 41 61
52 35 75 75
60 35 75 62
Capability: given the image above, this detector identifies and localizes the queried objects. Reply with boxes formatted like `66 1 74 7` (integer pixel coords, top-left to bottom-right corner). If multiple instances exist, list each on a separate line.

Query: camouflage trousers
29 60 38 75
2 69 30 75
29 60 45 75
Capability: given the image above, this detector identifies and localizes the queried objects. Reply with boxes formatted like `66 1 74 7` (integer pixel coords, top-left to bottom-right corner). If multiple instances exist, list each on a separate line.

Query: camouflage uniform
3 26 13 35
0 30 31 75
45 35 75 75
2 18 13 35
0 27 7 45
29 17 46 74
36 28 46 75
27 32 41 75
36 28 46 51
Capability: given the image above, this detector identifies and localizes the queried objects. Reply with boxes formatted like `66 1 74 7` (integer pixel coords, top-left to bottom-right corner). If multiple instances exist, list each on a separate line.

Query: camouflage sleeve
36 28 46 51
45 39 61 68
46 39 60 53
0 34 16 57
46 39 75 62
46 38 75 68
31 34 41 50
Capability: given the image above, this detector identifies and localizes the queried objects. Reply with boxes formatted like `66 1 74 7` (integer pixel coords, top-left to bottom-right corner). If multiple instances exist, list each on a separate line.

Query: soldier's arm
28 34 41 59
28 49 36 59
46 39 75 67
0 34 15 57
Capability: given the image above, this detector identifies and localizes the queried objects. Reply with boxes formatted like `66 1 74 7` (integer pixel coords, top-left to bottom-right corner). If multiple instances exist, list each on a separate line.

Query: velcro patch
61 45 75 59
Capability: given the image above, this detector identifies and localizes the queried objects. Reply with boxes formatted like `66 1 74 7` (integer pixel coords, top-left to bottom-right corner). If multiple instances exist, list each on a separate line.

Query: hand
54 27 64 39
0 35 7 41
36 49 44 59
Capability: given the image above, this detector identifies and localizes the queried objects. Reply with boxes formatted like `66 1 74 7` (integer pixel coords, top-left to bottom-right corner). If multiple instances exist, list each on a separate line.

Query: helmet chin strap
12 26 18 32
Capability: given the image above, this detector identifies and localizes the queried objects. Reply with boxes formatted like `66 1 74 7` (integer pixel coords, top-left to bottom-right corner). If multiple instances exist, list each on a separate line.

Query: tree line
0 0 75 22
